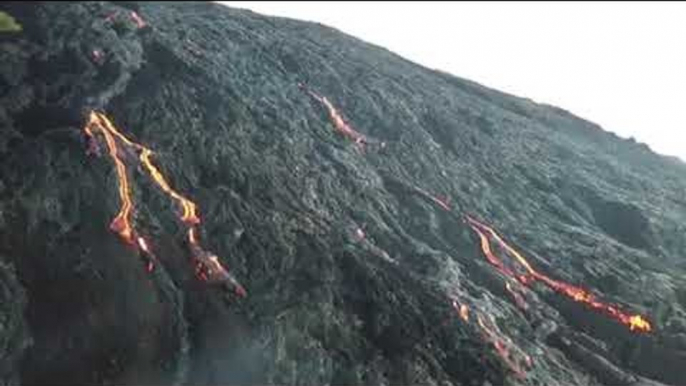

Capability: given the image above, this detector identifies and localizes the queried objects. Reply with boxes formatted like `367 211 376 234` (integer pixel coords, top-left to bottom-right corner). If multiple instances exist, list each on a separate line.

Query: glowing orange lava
96 113 200 230
452 299 533 378
469 223 514 278
85 112 135 244
424 192 451 212
628 314 652 332
84 112 243 294
460 304 469 322
465 215 652 333
409 185 452 212
188 227 198 245
136 236 156 272
300 84 368 147
137 236 150 253
130 11 146 29
87 112 200 232
450 298 530 378
476 314 527 378
451 300 470 322
139 148 200 226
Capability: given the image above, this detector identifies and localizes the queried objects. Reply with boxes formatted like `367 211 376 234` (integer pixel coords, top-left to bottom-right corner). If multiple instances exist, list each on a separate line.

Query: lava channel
85 112 137 244
411 185 452 212
299 83 369 148
451 299 531 378
465 215 652 333
84 112 245 296
476 313 529 379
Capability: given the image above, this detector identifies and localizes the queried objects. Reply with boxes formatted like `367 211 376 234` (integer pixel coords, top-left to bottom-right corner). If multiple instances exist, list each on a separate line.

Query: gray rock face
1 2 685 385
0 259 30 385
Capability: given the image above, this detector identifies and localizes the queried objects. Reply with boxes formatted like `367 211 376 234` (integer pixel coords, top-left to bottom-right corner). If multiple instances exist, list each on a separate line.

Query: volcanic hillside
1 2 686 385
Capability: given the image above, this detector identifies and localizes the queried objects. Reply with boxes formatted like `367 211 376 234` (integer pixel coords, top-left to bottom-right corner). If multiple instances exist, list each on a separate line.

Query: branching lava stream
84 93 652 383
465 215 652 333
84 111 246 296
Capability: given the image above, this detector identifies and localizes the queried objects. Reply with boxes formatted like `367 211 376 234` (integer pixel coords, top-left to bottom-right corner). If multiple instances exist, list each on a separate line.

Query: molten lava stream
451 299 470 322
85 112 136 245
451 299 529 378
477 313 530 378
300 84 368 147
92 112 200 227
89 111 201 230
139 148 200 226
467 221 515 278
465 215 652 333
411 185 451 212
136 236 157 272
84 112 241 293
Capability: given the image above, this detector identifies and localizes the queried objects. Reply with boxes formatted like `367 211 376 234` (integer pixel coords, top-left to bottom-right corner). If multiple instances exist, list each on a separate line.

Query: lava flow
136 236 157 273
299 83 369 147
85 112 136 244
383 173 652 333
130 11 147 29
451 299 470 322
92 113 200 227
411 185 452 212
465 215 652 333
83 112 246 296
139 148 200 226
451 299 530 378
469 222 514 278
476 314 528 379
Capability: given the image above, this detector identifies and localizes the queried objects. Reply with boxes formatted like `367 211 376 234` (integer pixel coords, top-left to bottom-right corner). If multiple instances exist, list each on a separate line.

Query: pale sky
219 2 686 161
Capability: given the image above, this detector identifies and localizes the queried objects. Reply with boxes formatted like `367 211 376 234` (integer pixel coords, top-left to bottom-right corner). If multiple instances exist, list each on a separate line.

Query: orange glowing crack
84 112 244 295
451 300 470 322
94 110 144 151
137 236 150 253
419 189 451 211
190 243 248 297
300 84 368 147
460 304 469 322
469 222 515 278
86 113 135 244
136 236 156 272
476 314 528 379
139 149 200 226
130 11 146 29
407 184 452 212
89 112 199 227
188 227 198 245
465 215 652 333
431 195 451 212
450 299 531 378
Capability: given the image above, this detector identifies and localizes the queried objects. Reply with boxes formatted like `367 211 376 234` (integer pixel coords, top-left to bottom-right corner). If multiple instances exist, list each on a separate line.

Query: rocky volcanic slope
2 2 686 385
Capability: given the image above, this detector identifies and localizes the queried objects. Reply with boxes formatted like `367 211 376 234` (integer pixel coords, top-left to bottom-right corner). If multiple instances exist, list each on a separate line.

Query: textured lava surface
1 2 686 385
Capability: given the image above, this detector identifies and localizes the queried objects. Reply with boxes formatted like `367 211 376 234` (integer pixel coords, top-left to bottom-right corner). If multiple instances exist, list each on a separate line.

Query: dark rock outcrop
0 259 30 385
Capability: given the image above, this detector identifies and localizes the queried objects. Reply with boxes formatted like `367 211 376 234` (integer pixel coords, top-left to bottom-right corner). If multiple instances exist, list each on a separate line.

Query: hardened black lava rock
1 2 686 385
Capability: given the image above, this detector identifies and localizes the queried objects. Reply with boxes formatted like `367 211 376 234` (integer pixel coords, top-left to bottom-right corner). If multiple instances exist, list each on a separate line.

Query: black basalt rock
1 2 685 385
